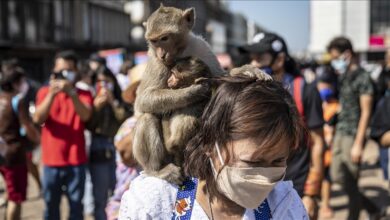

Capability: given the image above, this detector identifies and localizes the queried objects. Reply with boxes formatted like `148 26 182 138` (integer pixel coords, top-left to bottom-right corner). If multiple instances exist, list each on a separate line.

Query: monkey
163 57 212 166
167 57 211 89
132 5 224 184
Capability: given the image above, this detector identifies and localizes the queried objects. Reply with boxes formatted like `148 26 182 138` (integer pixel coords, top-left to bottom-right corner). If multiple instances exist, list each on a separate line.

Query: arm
115 133 137 167
69 91 92 122
380 131 390 146
135 83 210 114
33 82 61 125
351 94 373 163
18 98 40 144
309 128 325 173
60 80 92 122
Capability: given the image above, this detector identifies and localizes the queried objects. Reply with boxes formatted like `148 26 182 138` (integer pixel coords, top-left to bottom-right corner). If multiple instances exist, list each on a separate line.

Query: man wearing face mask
327 37 381 220
239 32 325 219
33 51 93 220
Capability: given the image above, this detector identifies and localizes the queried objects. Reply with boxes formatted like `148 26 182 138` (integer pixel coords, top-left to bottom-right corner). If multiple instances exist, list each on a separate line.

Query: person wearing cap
240 32 325 219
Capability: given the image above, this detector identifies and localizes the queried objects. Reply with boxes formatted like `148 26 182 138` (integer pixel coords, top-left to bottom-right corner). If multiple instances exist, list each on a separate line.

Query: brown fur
133 5 222 184
164 57 212 166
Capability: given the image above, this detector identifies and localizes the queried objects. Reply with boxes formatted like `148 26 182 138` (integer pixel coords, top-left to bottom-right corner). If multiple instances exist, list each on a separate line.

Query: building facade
309 0 390 61
0 0 131 82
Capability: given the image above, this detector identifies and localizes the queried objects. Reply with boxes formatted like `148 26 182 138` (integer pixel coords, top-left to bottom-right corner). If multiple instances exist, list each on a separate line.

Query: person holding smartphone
33 51 93 220
86 66 130 220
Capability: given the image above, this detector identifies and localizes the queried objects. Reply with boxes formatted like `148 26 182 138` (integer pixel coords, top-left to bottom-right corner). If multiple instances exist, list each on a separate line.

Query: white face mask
63 70 76 83
331 54 350 75
210 143 286 209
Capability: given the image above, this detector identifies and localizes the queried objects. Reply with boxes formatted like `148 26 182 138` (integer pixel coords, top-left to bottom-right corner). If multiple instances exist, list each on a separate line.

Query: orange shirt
36 87 93 166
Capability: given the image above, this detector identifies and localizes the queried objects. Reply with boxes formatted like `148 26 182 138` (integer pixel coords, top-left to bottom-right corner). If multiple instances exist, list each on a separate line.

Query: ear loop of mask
209 142 224 177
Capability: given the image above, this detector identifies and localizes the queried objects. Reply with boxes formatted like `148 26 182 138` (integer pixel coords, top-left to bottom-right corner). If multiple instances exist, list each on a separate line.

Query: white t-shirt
119 174 308 220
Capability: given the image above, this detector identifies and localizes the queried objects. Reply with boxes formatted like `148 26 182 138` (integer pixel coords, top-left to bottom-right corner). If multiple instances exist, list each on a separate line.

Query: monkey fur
132 5 224 184
164 57 212 167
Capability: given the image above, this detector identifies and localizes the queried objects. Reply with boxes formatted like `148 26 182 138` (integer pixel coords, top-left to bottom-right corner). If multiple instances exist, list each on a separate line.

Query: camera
53 70 76 82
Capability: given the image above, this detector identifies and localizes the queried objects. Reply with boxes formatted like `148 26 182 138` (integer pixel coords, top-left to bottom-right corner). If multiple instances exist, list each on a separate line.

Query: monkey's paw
158 163 184 185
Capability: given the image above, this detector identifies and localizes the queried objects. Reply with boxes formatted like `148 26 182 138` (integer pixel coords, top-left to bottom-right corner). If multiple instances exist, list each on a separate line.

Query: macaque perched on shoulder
163 57 212 166
132 5 224 184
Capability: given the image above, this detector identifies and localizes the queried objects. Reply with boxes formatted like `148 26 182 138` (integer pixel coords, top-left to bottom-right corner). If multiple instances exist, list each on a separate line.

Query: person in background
89 53 106 72
86 66 130 220
327 37 381 220
116 60 133 91
377 49 390 99
119 66 308 219
316 65 339 219
0 68 40 220
371 48 390 191
240 32 325 219
1 59 42 195
105 65 143 220
33 51 93 220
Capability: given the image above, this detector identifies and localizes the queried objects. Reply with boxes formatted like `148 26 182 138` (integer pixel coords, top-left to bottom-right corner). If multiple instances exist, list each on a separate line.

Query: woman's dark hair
0 67 25 92
327 37 354 55
96 66 122 103
184 72 305 198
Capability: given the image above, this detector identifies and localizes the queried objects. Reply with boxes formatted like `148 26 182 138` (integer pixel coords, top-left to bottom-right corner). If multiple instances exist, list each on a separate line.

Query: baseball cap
239 32 289 56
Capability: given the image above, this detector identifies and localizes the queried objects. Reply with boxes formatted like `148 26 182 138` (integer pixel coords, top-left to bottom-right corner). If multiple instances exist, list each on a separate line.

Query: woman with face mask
119 65 308 219
86 66 131 220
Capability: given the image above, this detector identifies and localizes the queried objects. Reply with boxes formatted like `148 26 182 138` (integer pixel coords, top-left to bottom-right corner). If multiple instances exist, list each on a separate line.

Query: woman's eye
272 158 286 165
241 160 261 165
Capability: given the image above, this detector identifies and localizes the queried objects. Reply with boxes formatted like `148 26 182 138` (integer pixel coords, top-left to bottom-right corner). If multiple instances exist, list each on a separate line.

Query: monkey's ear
182 8 195 29
159 3 164 8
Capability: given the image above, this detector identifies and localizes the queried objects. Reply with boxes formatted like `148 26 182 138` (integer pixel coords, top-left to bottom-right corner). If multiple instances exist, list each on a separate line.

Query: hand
93 94 109 110
48 80 62 97
302 196 318 220
351 142 363 164
56 79 74 95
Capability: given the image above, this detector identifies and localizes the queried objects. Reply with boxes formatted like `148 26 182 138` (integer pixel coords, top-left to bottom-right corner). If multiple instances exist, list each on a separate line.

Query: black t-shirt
302 82 325 129
284 73 324 197
283 73 324 130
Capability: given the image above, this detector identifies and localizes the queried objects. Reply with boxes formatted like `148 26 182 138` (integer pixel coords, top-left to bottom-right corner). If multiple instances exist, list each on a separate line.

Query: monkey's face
145 6 196 65
148 34 183 66
167 73 180 89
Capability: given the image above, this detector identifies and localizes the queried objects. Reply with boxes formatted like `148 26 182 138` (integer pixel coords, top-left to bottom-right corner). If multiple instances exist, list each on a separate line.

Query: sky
229 0 310 54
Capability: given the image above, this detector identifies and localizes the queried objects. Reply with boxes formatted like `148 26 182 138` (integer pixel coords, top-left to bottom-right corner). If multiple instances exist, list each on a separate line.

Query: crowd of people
0 32 389 220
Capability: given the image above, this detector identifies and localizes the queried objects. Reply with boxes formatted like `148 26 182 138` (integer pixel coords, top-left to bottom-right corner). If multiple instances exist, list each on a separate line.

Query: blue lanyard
172 178 272 220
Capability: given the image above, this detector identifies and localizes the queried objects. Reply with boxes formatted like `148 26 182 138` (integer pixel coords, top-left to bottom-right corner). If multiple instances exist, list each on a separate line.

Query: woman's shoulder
267 181 308 219
119 173 178 219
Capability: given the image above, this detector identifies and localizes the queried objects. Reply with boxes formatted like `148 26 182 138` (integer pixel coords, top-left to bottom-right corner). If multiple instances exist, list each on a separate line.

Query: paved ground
0 140 388 220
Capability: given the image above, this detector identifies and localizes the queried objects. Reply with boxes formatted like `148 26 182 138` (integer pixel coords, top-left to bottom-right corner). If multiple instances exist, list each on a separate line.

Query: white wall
345 0 370 52
309 0 343 53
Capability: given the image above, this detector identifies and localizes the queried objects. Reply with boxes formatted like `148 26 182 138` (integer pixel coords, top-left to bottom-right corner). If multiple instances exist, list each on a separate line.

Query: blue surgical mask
331 55 349 74
319 88 334 102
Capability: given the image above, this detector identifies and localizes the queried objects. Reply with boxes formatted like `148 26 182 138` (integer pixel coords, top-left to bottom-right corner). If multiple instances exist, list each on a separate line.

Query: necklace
206 185 215 220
